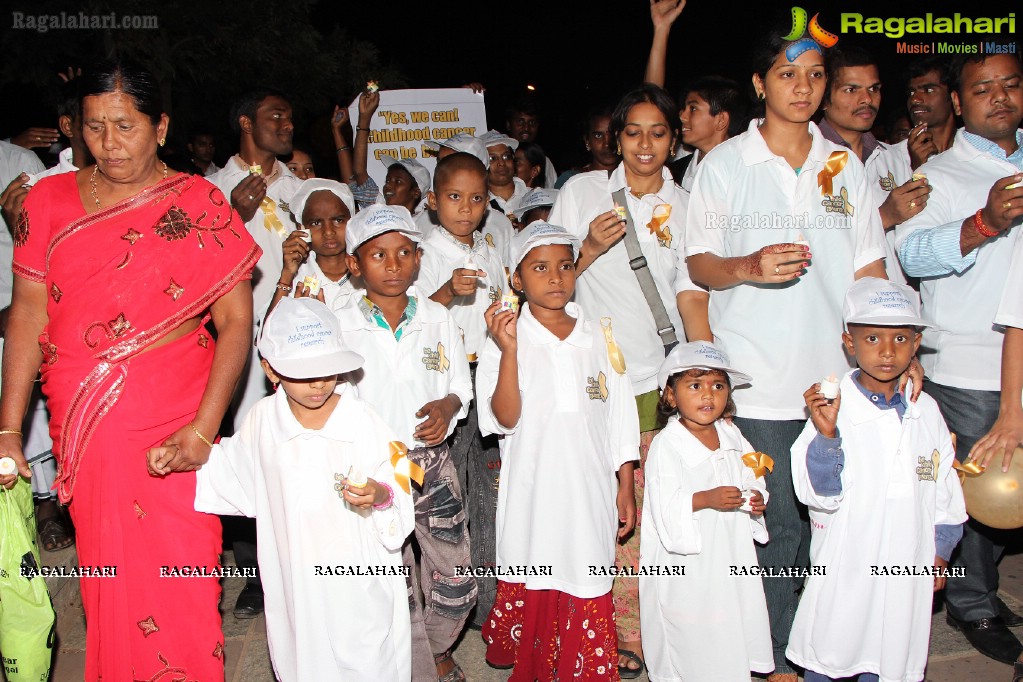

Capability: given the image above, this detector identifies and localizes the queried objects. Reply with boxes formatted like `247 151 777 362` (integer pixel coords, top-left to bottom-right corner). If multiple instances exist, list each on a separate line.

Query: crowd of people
0 2 1021 681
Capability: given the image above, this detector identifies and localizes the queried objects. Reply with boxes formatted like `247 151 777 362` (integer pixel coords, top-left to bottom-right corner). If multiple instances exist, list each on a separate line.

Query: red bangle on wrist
974 209 998 238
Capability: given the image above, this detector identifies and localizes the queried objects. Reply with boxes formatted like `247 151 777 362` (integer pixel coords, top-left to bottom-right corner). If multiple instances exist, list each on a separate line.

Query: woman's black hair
609 84 680 140
657 368 736 420
516 141 546 188
78 61 164 125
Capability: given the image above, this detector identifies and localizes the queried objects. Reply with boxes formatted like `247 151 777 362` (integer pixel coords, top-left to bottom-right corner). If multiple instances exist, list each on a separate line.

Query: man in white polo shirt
895 52 1023 665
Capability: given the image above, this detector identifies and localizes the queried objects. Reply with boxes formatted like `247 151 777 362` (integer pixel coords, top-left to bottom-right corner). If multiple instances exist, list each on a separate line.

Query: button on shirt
549 163 697 395
685 120 886 419
895 128 1023 390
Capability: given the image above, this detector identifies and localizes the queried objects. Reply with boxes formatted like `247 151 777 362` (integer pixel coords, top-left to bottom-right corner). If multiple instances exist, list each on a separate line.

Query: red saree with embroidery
13 172 260 681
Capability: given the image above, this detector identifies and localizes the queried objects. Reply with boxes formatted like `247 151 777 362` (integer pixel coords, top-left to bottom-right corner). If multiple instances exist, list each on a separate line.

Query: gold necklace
91 162 169 209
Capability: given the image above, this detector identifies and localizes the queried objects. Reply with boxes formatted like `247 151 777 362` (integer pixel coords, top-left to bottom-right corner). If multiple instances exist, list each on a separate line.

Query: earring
585 144 591 152
757 92 765 101
616 142 622 155
159 138 166 147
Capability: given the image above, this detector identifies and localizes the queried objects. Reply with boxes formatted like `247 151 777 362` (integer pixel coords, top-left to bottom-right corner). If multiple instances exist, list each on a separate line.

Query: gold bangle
0 429 23 437
189 424 214 448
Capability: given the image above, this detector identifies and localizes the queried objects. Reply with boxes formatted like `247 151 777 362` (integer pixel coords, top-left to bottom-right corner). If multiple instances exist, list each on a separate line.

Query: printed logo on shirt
422 342 450 373
485 233 496 249
278 200 291 215
489 286 501 304
916 449 940 482
586 372 609 402
878 171 896 192
821 187 855 216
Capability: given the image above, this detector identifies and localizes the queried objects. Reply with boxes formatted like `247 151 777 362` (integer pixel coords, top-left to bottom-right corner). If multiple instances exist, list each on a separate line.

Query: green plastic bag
0 477 55 682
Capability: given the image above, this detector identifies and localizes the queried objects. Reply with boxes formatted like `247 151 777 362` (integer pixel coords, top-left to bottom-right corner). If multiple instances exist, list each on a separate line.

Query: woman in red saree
0 63 259 681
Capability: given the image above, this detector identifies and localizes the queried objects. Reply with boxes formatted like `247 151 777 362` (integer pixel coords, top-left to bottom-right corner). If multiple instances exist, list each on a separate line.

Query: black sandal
617 648 645 680
37 503 74 552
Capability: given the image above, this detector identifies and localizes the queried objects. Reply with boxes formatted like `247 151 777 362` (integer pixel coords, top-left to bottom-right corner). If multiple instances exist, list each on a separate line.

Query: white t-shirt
414 227 508 358
550 164 697 395
490 176 530 217
894 128 1022 390
294 255 361 315
195 383 414 682
878 138 913 191
336 288 473 446
414 206 513 265
476 302 639 598
209 157 304 318
685 120 887 420
0 141 46 308
996 228 1023 329
864 142 908 284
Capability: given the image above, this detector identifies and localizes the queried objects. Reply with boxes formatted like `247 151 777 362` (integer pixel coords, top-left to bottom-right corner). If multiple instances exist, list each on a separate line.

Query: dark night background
0 0 1017 174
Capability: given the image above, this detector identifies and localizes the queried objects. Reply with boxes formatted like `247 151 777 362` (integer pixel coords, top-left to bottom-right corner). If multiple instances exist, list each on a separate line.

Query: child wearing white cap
336 203 477 682
271 179 362 316
787 277 967 682
509 187 559 232
148 297 417 682
381 157 431 218
640 341 774 681
476 222 640 679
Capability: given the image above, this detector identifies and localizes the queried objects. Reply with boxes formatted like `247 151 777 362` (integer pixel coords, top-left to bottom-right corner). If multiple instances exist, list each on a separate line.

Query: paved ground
25 544 1023 681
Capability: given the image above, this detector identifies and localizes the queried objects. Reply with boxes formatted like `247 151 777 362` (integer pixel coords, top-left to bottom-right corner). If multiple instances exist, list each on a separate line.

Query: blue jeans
804 671 879 682
733 417 810 675
923 380 1008 622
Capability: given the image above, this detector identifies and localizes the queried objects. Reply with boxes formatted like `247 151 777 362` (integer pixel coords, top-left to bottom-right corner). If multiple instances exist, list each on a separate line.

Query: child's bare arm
692 486 742 512
617 461 637 540
486 302 521 429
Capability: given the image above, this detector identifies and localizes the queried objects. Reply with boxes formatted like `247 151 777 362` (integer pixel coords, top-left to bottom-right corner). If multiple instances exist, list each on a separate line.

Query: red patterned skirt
482 581 619 681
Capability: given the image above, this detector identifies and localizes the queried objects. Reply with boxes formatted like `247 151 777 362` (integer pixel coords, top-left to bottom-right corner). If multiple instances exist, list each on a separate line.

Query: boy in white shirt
415 151 508 628
147 297 416 682
787 278 967 682
337 204 477 681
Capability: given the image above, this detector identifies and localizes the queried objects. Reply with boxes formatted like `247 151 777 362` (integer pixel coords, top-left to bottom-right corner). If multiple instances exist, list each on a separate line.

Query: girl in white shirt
477 222 640 681
640 341 774 682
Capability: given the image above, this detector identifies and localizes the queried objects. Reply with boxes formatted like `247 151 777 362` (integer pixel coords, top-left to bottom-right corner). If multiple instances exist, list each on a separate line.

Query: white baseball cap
345 203 423 255
383 157 432 198
289 179 355 226
258 297 364 379
511 221 580 270
478 129 519 152
843 277 932 329
513 188 559 217
423 132 490 167
657 341 753 389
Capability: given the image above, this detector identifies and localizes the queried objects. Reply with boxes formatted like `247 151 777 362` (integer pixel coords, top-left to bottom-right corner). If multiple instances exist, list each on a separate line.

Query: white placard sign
348 88 487 190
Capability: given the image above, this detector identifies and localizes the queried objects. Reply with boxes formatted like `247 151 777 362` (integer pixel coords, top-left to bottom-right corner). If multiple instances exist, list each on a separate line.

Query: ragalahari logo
784 7 839 61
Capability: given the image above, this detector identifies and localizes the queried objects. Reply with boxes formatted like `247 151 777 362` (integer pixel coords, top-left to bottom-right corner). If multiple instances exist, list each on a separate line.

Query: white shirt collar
268 381 360 444
607 162 674 198
666 417 747 469
518 301 592 348
839 370 919 426
739 119 834 168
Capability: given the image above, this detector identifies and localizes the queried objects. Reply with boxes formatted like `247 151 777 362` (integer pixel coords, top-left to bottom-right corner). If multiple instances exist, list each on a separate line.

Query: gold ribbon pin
390 442 425 495
952 458 984 484
840 186 855 217
817 151 848 197
600 317 627 375
260 197 286 236
742 452 775 478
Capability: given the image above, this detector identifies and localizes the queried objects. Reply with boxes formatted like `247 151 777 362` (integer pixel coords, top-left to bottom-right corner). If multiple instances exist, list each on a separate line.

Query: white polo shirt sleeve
644 424 702 554
684 156 729 259
850 163 887 273
445 314 474 421
607 363 641 469
415 238 450 298
548 177 587 242
995 229 1023 329
195 401 262 517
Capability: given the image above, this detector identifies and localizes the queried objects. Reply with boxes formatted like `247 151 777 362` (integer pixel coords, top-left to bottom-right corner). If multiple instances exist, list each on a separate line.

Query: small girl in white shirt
477 221 640 681
147 297 417 682
639 341 774 682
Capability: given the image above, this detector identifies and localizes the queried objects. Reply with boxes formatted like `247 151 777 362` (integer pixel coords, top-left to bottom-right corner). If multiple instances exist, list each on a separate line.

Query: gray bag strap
611 188 678 349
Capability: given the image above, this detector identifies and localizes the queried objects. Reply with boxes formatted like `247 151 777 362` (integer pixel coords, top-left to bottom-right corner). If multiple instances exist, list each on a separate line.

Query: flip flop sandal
435 650 466 682
38 513 74 552
617 649 645 680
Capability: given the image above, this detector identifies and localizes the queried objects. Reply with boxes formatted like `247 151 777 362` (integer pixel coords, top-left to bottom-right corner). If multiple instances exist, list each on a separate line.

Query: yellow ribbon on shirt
390 441 425 495
260 196 287 236
600 317 627 375
952 458 984 484
840 186 855 217
742 452 775 478
817 151 848 197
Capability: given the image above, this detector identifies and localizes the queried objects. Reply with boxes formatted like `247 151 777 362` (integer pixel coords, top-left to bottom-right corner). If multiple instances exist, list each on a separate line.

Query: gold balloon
961 448 1023 530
